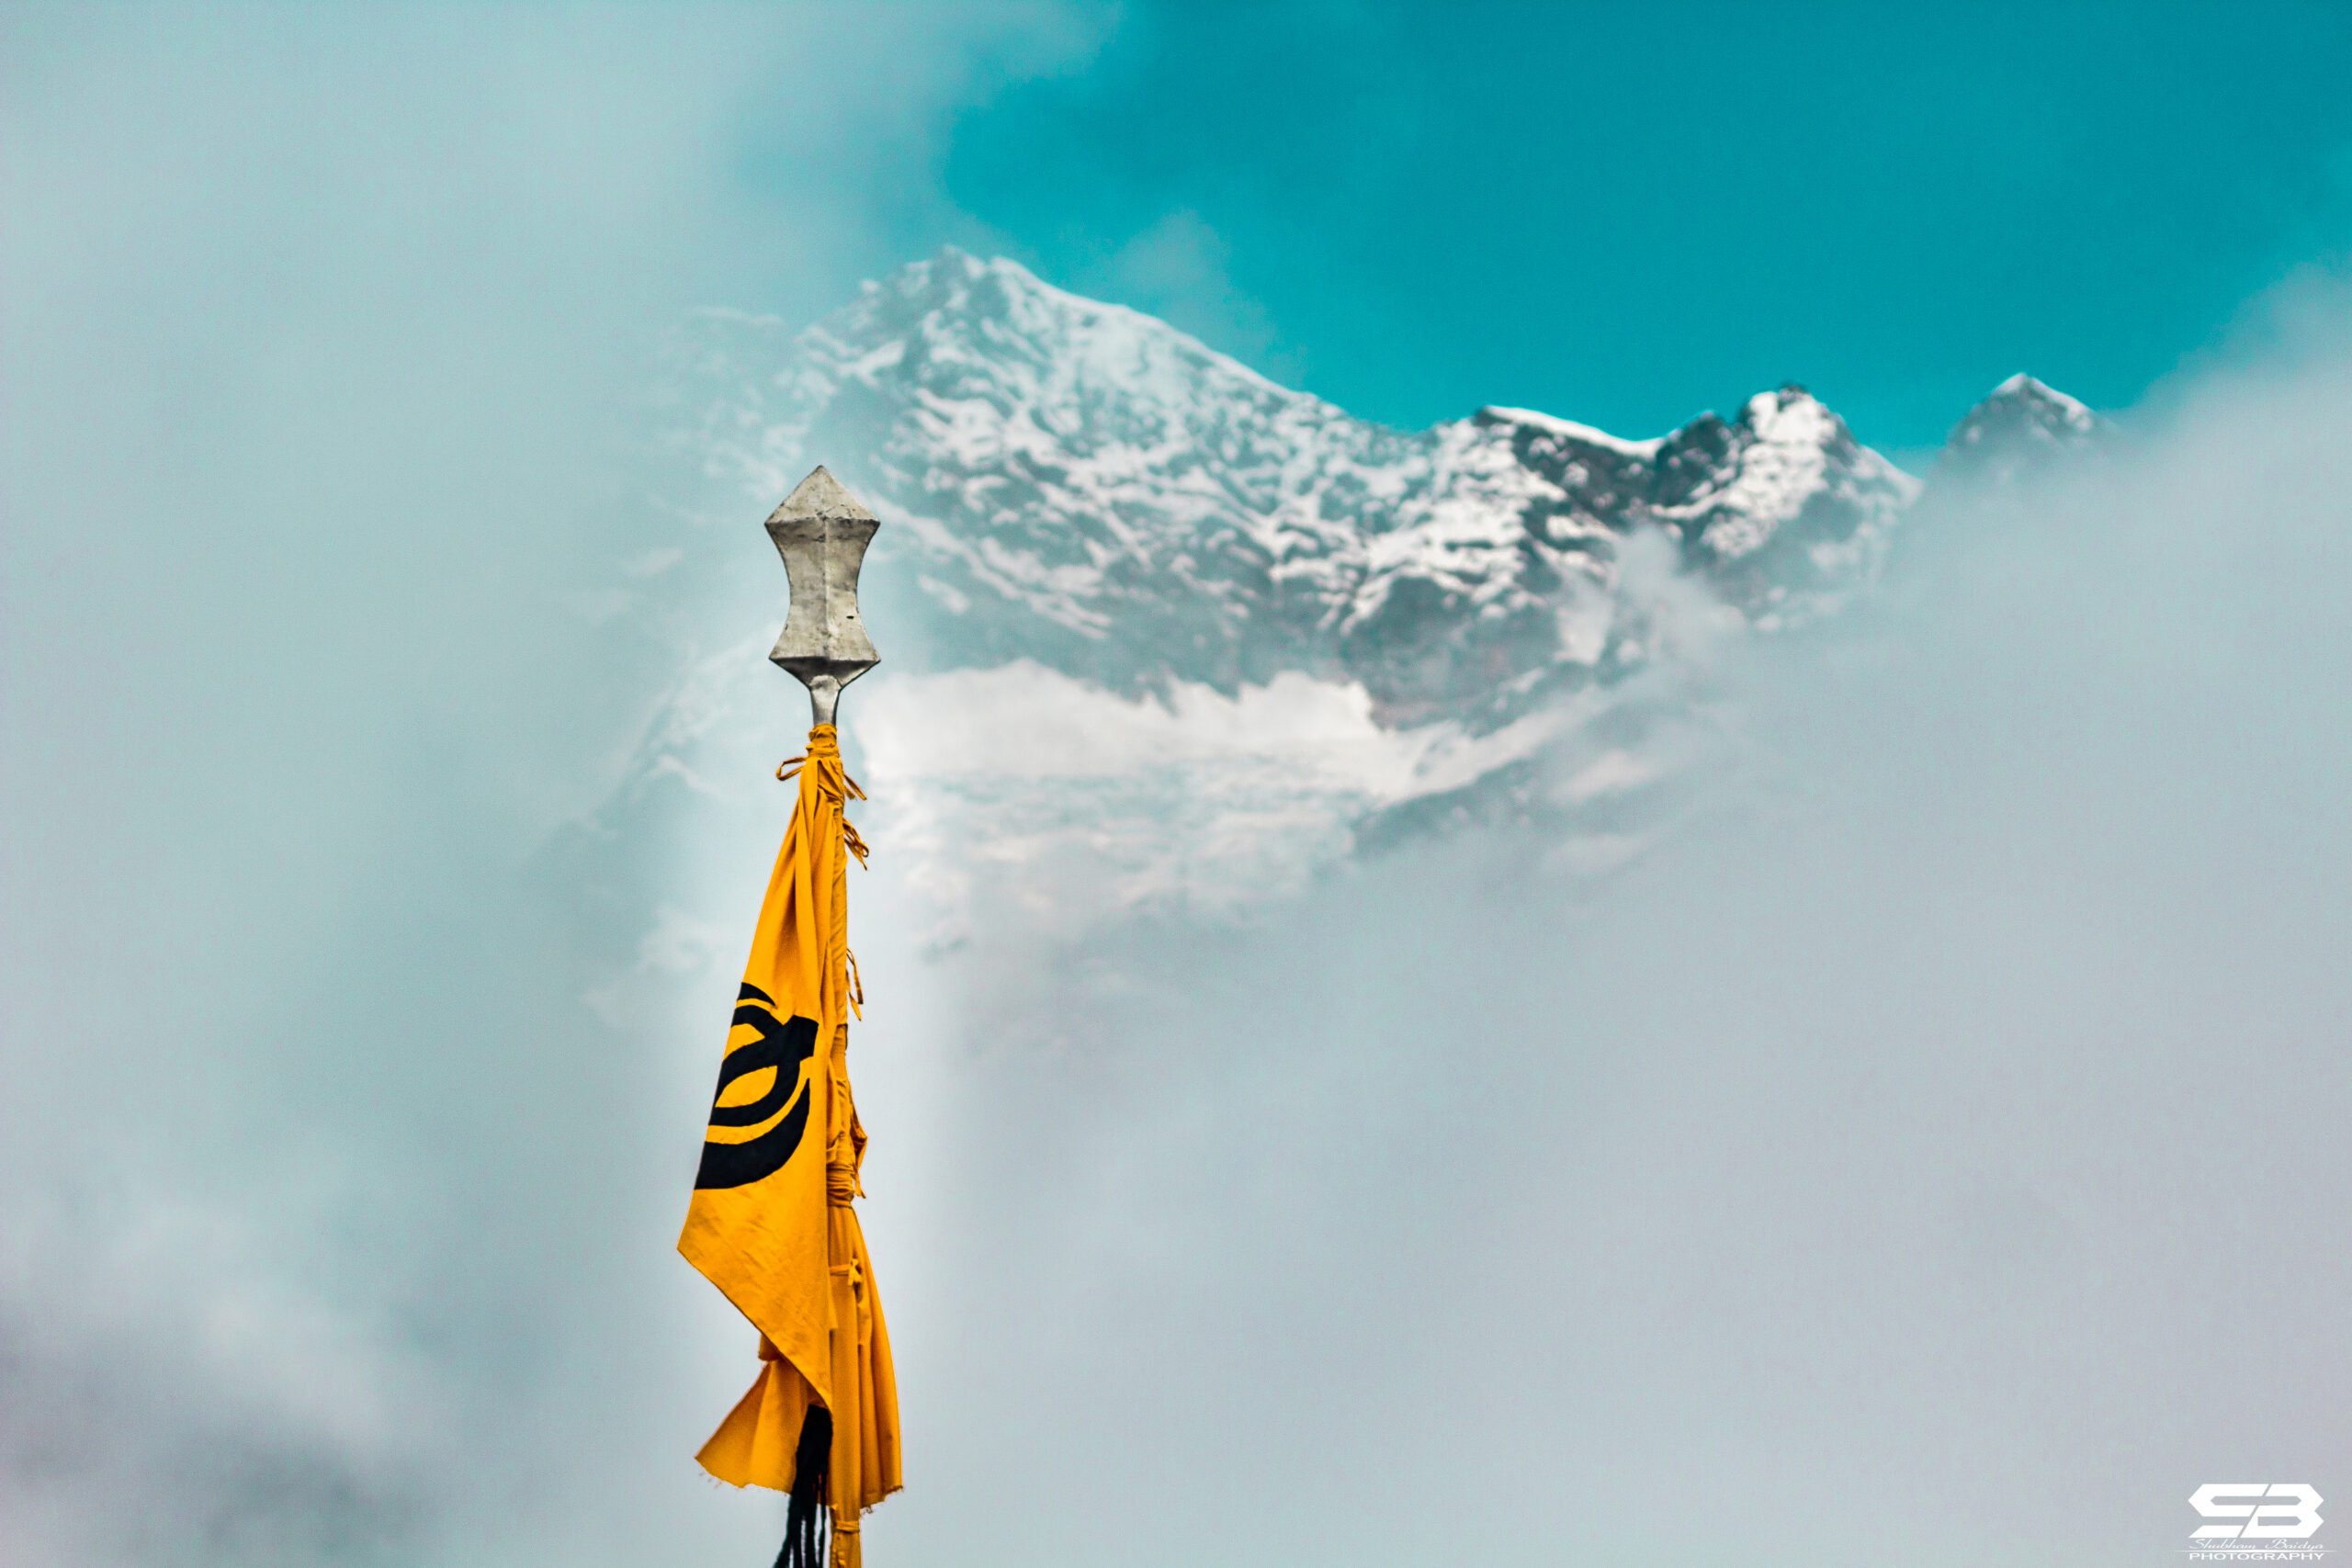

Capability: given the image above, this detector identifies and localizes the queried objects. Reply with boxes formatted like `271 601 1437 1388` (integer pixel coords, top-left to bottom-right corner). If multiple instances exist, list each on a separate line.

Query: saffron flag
680 726 900 1567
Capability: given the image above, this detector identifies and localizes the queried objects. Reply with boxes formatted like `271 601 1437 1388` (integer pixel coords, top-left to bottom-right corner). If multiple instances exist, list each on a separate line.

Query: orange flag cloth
680 725 901 1567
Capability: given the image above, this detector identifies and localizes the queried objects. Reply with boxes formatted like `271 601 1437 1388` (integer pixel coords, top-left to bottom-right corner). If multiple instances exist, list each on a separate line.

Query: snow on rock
626 254 2080 919
1943 373 2111 482
673 249 1922 728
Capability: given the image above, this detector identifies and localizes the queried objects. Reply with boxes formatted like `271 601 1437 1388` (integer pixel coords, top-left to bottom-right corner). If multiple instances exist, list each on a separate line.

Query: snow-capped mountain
623 251 2098 931
1942 373 2109 481
673 250 1919 729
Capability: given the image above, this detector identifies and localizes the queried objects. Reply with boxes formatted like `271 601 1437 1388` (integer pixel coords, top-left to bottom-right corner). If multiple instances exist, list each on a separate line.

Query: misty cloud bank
6 14 2348 1562
13 276 2348 1566
829 288 2352 1565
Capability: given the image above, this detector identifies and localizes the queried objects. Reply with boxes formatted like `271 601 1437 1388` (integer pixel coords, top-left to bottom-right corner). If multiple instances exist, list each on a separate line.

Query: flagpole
762 467 891 1568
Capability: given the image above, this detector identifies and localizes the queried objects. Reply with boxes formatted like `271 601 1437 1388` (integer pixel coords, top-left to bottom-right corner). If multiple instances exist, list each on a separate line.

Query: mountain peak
679 257 1922 720
1984 372 2096 427
1943 374 2106 480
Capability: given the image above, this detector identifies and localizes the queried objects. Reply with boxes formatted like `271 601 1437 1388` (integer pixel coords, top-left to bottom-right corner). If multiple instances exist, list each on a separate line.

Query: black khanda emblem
695 981 818 1190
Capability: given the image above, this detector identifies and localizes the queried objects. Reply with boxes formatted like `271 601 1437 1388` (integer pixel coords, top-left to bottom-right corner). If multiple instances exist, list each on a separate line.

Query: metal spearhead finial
764 466 880 728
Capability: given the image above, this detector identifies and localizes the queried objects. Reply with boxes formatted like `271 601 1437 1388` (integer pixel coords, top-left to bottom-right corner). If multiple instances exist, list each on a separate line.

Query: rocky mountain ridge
675 250 2105 732
620 250 2108 920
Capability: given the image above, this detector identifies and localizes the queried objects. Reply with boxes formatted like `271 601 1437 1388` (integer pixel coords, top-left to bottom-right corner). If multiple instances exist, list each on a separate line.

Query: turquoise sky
756 1 2352 448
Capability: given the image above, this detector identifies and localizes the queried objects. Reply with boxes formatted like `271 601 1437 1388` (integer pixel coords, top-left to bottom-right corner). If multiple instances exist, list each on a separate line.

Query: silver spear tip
764 466 880 728
770 464 874 525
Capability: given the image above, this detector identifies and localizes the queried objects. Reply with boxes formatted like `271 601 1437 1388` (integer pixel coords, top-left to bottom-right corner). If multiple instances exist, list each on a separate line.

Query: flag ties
775 746 868 833
789 727 876 1568
780 740 870 1023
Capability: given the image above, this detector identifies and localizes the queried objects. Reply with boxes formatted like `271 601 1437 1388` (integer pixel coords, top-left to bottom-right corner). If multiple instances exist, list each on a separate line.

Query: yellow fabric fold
678 725 901 1519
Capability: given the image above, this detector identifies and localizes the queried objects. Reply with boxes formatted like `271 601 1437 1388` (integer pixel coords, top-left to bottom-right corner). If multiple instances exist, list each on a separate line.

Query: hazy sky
4 6 2349 1567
